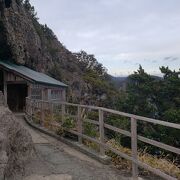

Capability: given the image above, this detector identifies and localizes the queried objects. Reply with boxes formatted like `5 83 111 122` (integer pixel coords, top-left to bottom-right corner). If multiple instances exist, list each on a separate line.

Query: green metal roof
0 61 68 87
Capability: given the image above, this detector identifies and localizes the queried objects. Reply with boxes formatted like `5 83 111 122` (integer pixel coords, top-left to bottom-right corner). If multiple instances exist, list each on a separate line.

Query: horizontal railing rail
25 97 179 180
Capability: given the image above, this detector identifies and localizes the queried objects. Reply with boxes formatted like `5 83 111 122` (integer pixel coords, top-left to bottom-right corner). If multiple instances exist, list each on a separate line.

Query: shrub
62 115 76 129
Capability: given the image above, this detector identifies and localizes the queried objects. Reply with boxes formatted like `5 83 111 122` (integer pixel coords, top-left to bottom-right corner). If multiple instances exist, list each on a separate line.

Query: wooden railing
25 97 180 180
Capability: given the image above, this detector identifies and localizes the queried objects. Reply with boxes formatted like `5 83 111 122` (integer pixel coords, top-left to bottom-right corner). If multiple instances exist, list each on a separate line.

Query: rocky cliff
0 0 75 69
0 0 118 106
0 105 34 180
0 0 92 102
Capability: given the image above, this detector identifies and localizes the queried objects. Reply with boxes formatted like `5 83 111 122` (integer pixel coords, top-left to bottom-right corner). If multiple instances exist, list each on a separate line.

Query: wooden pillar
3 71 7 106
62 89 66 102
131 117 138 180
50 102 54 129
99 109 105 156
77 106 82 144
27 84 32 98
27 84 32 115
41 88 45 126
47 89 51 101
61 104 65 124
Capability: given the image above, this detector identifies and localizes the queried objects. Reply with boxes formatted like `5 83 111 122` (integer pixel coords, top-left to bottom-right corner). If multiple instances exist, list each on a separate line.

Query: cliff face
0 0 118 105
0 0 89 102
0 105 34 180
0 0 43 66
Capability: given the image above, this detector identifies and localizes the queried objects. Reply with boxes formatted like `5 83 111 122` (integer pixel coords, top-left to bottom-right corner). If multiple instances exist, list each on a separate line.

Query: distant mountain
110 76 128 91
110 75 162 91
111 76 128 82
151 75 162 80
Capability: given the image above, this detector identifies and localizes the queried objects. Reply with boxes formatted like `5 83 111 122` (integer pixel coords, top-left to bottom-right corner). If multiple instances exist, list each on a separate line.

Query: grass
106 139 180 179
31 112 180 179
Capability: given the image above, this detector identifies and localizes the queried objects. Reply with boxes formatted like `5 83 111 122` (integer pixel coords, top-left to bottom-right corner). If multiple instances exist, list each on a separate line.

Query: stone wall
0 105 34 180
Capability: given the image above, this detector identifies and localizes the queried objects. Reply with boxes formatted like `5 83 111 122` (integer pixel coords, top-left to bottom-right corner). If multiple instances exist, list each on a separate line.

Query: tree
23 0 38 20
42 24 57 39
74 51 107 76
124 65 157 118
156 67 180 148
73 51 119 107
158 66 180 116
122 65 180 153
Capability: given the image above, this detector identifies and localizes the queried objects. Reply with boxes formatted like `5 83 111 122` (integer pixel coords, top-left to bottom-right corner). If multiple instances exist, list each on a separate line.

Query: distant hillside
111 76 127 82
110 75 162 91
110 76 128 91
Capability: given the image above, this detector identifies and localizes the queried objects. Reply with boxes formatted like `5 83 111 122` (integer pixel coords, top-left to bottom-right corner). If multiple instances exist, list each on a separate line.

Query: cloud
151 60 157 63
30 0 180 75
163 56 179 62
164 57 172 61
77 31 100 38
123 60 131 64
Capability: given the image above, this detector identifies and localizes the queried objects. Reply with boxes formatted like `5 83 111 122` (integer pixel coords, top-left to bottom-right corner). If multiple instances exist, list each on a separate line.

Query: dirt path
15 114 131 180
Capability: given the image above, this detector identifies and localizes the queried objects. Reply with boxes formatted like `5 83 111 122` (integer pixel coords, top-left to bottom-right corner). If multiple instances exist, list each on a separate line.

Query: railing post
25 98 28 114
31 99 33 121
50 101 53 129
40 88 46 126
99 109 105 156
26 98 30 115
41 101 44 125
77 106 82 144
131 117 138 180
61 104 65 124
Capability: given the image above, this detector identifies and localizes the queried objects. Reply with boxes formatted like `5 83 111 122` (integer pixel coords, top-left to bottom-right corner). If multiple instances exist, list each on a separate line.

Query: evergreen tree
23 0 38 20
124 65 157 118
122 66 180 152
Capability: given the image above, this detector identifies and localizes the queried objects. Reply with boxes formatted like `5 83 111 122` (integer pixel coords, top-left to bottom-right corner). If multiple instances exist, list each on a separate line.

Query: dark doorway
0 70 3 92
7 84 27 112
5 0 12 8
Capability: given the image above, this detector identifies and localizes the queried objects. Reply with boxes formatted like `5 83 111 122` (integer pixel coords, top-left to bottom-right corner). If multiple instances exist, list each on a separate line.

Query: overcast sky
30 0 180 76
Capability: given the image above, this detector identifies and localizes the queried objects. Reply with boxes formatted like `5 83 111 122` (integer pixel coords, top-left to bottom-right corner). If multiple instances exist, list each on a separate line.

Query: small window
51 89 62 100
